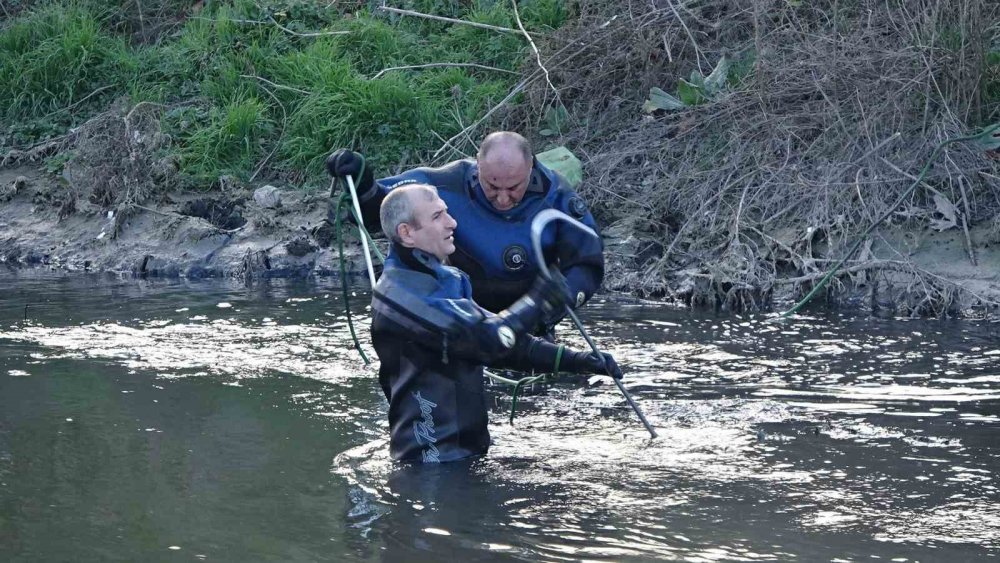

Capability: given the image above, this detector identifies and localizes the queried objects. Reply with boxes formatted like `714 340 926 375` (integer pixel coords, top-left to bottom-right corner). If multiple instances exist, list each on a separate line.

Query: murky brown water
2 270 999 561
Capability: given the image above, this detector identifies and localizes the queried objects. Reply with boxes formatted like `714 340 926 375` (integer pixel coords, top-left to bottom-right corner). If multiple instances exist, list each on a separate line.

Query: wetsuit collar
392 241 443 276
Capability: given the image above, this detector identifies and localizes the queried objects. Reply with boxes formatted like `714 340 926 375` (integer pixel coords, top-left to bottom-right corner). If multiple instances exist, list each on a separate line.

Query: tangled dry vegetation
494 0 1000 314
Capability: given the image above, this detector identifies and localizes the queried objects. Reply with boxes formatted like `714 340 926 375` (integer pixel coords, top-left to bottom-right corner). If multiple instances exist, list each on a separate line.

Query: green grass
0 3 131 136
1 0 561 185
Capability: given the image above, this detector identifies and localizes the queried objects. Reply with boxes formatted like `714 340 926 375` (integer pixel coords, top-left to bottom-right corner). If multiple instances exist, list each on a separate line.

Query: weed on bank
0 0 566 186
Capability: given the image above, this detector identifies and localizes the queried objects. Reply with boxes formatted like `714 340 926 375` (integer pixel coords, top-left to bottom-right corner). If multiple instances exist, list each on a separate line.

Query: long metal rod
345 175 377 288
530 209 658 438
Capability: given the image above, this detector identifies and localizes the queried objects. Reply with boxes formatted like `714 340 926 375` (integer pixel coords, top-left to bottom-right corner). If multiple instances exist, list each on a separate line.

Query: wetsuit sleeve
351 162 472 234
488 336 569 373
554 189 605 307
337 172 421 233
372 275 527 366
349 177 389 233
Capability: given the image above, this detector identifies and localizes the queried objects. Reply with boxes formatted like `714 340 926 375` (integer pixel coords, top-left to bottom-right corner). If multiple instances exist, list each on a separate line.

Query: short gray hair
379 183 439 242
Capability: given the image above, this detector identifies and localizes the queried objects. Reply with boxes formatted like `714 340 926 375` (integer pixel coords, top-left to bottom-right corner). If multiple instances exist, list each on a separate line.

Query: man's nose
446 213 457 228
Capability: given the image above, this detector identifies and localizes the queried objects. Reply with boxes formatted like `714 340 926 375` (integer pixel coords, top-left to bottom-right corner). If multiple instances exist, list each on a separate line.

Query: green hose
506 344 563 424
334 191 371 365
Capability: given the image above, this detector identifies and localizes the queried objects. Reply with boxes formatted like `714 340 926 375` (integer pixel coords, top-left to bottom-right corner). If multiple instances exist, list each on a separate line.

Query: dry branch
379 5 546 37
500 0 1000 313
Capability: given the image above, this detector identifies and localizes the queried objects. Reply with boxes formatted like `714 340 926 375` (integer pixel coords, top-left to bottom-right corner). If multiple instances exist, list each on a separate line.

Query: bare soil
0 163 368 282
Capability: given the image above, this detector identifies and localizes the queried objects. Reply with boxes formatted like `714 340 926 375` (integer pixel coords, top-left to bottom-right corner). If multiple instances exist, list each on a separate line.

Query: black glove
325 149 374 198
498 271 571 335
529 269 572 314
565 351 623 379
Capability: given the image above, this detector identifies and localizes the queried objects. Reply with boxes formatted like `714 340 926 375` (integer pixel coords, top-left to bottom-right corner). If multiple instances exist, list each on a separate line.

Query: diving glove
325 149 375 199
498 270 572 335
564 351 623 379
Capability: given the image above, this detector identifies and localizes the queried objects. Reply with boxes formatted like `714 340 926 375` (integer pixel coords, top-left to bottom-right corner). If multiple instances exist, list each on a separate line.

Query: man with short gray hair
369 183 622 463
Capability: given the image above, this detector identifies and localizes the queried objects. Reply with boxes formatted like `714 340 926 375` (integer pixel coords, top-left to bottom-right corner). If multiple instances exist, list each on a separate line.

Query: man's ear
397 222 415 246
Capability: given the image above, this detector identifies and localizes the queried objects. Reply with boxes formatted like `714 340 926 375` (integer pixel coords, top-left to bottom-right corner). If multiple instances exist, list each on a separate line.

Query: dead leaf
930 193 958 231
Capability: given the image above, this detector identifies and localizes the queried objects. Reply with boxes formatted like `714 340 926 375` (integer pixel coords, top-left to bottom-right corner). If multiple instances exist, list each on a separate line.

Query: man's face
478 154 531 212
401 194 458 261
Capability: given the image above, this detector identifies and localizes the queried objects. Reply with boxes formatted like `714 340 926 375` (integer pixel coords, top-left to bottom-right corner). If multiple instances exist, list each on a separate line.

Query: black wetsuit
371 243 574 463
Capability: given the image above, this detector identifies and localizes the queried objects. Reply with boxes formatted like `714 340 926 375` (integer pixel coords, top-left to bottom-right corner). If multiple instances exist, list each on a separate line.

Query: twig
134 204 184 218
430 25 613 160
430 129 471 158
432 79 529 160
663 0 705 75
879 157 936 193
42 85 116 119
266 15 349 37
380 5 546 37
248 80 287 182
774 260 912 284
124 101 168 128
134 205 245 234
135 0 146 39
850 131 902 165
956 173 978 266
510 0 560 103
371 63 516 80
188 15 348 37
240 75 312 97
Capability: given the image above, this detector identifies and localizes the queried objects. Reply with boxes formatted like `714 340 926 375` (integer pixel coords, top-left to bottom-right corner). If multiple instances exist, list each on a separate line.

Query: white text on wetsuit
411 392 440 463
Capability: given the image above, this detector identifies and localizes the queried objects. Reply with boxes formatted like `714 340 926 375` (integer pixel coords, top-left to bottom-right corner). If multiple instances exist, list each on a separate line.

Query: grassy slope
0 0 565 186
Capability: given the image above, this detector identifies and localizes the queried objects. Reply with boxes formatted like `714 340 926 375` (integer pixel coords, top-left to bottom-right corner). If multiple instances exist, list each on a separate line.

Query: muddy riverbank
3 161 1000 318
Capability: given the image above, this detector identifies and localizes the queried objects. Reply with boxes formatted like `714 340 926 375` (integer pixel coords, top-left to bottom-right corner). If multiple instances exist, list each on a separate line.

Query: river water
1 270 998 562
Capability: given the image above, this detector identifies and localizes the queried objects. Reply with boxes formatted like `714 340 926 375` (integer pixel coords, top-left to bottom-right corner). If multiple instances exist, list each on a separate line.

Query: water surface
1 270 998 561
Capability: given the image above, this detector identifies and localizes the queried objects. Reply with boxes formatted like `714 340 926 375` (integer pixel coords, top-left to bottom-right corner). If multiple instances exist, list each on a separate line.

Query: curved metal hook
529 209 658 439
530 208 597 280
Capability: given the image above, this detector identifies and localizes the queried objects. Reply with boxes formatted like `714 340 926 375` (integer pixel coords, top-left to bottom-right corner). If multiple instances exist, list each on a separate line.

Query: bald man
327 132 605 331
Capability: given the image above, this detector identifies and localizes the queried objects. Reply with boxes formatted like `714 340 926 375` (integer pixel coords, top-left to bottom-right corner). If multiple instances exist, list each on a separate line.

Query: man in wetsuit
371 183 621 463
327 132 604 326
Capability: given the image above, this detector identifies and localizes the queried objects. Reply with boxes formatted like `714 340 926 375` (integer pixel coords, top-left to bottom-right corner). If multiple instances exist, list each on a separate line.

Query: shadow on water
1 270 999 561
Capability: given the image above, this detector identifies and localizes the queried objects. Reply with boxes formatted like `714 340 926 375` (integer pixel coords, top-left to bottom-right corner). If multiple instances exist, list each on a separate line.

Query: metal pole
345 175 377 288
530 209 658 439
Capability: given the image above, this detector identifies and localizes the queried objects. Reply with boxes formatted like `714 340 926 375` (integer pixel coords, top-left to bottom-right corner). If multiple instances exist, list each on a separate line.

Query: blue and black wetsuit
371 243 576 463
356 159 604 314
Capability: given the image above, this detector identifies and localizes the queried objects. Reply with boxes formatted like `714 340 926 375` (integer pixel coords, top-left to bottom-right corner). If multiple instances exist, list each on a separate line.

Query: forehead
480 162 530 187
410 192 446 215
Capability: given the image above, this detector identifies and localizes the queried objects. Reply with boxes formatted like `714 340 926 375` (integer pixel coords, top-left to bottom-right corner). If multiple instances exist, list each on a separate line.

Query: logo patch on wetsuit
502 245 528 271
576 291 586 308
497 325 516 349
568 196 588 219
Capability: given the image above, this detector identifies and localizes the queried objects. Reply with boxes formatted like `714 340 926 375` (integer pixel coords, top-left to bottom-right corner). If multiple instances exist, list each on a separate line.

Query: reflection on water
1 270 999 561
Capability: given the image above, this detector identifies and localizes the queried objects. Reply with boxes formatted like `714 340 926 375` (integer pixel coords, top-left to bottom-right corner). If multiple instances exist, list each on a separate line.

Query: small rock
312 222 335 247
0 176 26 202
285 234 318 257
150 156 179 183
215 175 240 193
254 185 282 209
